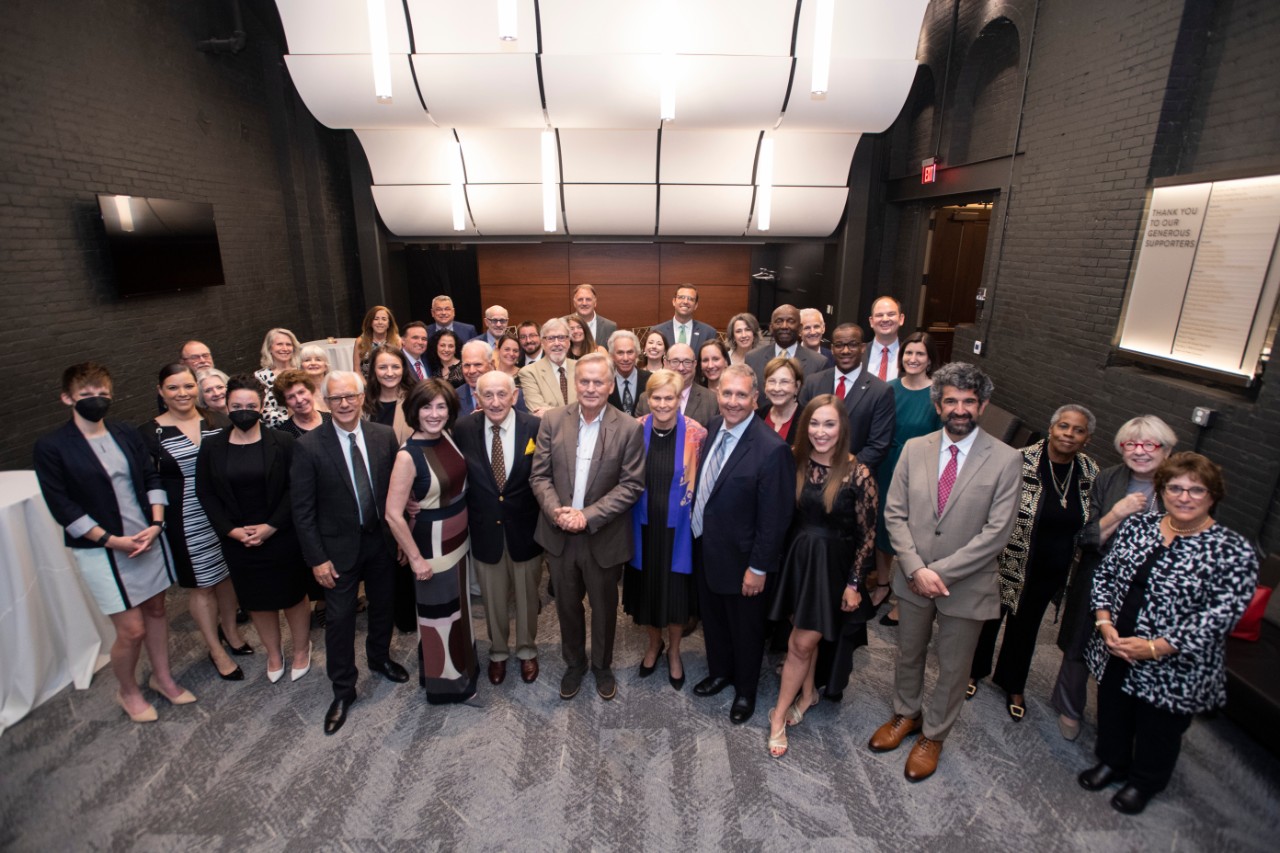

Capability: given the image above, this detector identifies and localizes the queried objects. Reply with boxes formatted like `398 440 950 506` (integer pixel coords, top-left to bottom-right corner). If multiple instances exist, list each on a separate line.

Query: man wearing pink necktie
865 296 906 381
869 362 1021 782
401 322 430 381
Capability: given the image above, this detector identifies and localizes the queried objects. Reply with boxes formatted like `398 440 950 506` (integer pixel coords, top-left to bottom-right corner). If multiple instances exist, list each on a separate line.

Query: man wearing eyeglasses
635 342 718 427
427 295 478 343
516 321 543 366
651 284 718 350
572 284 617 345
291 370 409 735
518 317 577 416
798 323 895 472
179 340 215 372
480 305 510 348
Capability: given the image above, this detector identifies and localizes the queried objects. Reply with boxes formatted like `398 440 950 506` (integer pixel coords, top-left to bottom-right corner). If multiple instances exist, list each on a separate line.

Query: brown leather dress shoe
868 714 923 752
520 658 539 683
488 659 507 685
904 736 943 782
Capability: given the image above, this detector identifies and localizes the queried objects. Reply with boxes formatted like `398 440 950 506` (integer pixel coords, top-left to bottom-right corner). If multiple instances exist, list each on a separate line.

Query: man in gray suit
572 284 617 345
745 305 829 406
530 353 646 702
869 361 1021 781
634 342 718 427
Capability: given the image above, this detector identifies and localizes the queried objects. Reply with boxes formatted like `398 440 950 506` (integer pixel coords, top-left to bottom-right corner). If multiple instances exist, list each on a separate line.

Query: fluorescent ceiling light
367 0 393 103
113 195 134 232
659 0 677 121
449 139 466 231
811 0 834 95
542 129 558 232
756 138 774 231
497 0 518 41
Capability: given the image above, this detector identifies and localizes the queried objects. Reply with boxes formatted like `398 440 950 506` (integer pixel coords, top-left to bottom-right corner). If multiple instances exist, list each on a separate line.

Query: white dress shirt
572 409 603 509
333 421 374 519
671 318 693 344
774 343 798 359
870 339 900 381
834 365 863 394
939 427 981 479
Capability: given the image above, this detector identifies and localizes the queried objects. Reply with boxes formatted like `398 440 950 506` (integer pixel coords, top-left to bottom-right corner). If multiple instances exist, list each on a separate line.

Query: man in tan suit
870 361 1022 781
530 353 646 702
518 317 576 416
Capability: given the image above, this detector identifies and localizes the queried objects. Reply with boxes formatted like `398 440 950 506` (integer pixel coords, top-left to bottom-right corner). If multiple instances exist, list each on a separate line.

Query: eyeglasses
326 393 363 405
831 341 863 351
1163 484 1209 499
666 358 696 368
543 334 569 343
486 317 508 324
1120 440 1162 452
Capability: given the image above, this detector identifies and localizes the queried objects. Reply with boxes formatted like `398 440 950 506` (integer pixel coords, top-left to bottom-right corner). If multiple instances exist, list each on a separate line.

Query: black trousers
325 528 396 701
1095 660 1193 793
694 538 769 701
971 558 1069 693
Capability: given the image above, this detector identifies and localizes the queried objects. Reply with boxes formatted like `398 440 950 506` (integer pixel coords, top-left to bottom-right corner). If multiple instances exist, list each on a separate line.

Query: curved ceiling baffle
276 0 929 240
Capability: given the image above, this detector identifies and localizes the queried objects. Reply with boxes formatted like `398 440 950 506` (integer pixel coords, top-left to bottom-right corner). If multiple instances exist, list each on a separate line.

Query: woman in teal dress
872 332 942 623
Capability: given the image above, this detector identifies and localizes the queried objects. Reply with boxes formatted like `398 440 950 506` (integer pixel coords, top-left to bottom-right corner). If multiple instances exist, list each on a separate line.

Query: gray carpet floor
2 573 1277 851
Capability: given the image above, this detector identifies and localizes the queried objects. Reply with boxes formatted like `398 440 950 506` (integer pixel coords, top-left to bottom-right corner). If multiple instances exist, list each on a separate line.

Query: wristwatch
150 521 166 532
97 530 112 546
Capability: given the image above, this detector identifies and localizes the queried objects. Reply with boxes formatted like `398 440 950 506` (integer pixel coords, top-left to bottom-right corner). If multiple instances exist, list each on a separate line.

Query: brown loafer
488 659 507 685
868 714 922 752
904 736 943 781
520 658 539 683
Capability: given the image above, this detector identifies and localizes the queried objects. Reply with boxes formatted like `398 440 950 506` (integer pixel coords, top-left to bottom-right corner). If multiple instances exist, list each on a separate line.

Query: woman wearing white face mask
196 377 311 684
35 362 191 723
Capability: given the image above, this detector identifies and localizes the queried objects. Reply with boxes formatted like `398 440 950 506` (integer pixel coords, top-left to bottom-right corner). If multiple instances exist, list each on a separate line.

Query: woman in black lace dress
765 394 877 757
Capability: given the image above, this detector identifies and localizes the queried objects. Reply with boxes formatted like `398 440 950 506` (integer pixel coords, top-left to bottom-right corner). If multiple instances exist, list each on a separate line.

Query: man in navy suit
798 322 895 472
651 284 718 351
454 339 493 417
291 370 410 735
453 371 544 686
426 295 478 342
690 364 795 724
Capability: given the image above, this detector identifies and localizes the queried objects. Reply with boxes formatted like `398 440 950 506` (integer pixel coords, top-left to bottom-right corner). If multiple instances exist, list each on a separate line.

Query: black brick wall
0 0 360 470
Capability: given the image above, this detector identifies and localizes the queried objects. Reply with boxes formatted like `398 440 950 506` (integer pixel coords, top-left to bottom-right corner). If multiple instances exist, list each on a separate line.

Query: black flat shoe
638 642 665 678
209 653 244 681
879 612 899 627
1111 784 1152 815
218 626 254 656
1006 693 1026 721
1078 763 1127 791
369 659 410 683
324 697 355 735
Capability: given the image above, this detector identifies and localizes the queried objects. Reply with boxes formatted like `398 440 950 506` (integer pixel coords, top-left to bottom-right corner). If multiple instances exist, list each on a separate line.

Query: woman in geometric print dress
143 362 251 681
385 378 478 704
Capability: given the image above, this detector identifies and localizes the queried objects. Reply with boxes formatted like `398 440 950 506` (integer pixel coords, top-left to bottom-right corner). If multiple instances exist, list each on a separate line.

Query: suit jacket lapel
923 431 942 519
843 375 870 413
323 425 357 503
940 431 992 520
708 421 750 502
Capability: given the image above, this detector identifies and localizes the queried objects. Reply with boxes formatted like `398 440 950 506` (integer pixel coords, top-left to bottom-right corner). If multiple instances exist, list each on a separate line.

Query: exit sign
921 158 937 184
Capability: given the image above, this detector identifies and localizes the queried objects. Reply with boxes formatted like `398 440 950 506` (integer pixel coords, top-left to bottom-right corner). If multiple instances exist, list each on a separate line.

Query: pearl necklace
1164 514 1213 535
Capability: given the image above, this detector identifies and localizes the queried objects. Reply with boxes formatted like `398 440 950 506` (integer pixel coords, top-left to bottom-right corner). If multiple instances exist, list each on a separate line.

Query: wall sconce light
113 195 135 232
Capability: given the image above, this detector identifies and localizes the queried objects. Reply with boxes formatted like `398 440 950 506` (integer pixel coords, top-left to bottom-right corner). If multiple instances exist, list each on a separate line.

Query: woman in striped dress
143 363 250 681
385 379 478 704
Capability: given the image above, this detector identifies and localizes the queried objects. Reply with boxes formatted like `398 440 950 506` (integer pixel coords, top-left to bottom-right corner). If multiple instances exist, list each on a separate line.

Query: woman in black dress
196 377 311 684
766 395 877 757
623 370 707 690
363 345 414 444
143 363 249 681
427 330 464 388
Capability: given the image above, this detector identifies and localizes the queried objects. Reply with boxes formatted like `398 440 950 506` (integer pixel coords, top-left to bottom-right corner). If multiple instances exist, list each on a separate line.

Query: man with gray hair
454 371 545 685
869 361 1022 781
799 308 834 368
457 339 493 417
518 317 576 416
606 329 649 416
572 284 617 345
427 295 478 342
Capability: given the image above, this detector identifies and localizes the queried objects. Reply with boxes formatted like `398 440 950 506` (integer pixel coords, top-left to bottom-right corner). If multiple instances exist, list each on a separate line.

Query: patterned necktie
348 433 377 527
414 360 425 380
621 377 633 414
678 325 687 345
558 365 568 404
937 445 960 515
878 346 889 381
836 375 847 400
691 431 733 537
490 424 506 491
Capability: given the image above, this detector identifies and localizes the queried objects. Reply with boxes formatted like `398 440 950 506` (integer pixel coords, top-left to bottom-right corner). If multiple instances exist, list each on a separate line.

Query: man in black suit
651 284 718 351
454 371 544 686
606 330 649 416
798 322 895 472
292 370 410 735
691 364 795 724
634 343 718 427
745 305 829 405
426 295 478 342
800 308 835 368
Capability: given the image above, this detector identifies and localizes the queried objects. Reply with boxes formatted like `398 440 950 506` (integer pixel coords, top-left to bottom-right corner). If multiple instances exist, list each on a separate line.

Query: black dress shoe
218 626 254 656
693 675 731 697
1111 783 1152 815
729 694 756 724
1078 763 1128 791
638 642 665 678
324 698 354 735
209 653 244 681
369 660 410 683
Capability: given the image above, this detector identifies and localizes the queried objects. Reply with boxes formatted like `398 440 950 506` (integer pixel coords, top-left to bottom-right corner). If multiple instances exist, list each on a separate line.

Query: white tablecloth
302 337 356 374
0 471 114 736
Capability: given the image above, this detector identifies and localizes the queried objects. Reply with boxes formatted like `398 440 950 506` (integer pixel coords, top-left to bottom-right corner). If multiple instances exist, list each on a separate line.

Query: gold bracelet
1147 639 1157 659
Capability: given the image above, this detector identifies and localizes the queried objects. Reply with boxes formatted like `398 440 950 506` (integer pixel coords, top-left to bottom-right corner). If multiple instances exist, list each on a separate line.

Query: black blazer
195 427 296 536
798 368 896 471
33 419 163 548
607 368 651 415
290 421 400 572
693 414 795 595
756 403 800 446
452 410 544 564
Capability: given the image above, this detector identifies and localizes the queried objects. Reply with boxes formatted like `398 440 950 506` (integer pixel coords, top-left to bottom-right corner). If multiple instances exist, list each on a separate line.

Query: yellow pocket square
525 438 536 455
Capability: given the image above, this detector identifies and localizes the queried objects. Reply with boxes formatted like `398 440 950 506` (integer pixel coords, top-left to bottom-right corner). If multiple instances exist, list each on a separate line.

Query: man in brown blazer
518 317 577 416
530 353 646 701
870 361 1022 781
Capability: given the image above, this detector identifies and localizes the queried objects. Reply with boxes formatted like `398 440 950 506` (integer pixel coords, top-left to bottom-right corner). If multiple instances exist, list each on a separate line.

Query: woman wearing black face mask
34 362 193 723
196 377 311 683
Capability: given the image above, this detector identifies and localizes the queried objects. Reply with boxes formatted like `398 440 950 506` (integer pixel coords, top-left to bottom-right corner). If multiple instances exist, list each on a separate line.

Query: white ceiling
276 0 929 239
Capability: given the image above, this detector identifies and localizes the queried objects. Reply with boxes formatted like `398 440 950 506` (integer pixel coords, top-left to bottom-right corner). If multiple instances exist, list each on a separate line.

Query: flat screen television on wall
96 194 226 296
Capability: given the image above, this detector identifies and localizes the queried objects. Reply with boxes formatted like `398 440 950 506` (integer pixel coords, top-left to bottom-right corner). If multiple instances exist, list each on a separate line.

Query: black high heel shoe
638 642 665 678
668 651 684 690
218 626 254 656
209 653 245 681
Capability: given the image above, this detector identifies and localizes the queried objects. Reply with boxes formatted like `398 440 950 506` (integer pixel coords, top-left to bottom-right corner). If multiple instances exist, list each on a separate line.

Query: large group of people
33 286 1260 816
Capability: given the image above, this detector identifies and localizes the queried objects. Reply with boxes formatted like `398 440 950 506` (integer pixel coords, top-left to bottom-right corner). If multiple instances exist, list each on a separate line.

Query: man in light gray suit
869 361 1021 782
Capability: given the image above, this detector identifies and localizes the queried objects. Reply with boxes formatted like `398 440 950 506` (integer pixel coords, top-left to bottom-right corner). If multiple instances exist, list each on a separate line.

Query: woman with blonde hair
352 305 401 376
727 312 762 364
297 345 332 412
254 328 301 428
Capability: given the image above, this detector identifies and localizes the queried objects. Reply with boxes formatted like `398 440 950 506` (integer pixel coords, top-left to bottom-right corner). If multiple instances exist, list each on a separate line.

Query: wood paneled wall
478 244 751 334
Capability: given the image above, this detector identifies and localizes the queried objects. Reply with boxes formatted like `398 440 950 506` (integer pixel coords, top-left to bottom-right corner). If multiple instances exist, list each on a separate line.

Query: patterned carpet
2 572 1278 851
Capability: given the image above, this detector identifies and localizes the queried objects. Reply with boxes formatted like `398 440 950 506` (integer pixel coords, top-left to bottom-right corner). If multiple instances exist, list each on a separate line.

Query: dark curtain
405 245 481 328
